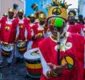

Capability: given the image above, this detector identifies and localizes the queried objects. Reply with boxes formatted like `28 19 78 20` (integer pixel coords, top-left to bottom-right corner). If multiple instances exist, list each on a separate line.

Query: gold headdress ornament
30 14 36 18
39 13 46 18
47 0 72 20
18 9 24 14
38 13 46 21
8 8 14 13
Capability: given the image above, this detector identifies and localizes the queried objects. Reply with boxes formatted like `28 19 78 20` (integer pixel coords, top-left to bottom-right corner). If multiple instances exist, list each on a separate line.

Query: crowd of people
0 0 85 80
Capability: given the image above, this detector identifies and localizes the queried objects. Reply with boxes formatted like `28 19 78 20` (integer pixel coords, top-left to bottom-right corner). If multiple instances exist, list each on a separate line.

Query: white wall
0 0 24 18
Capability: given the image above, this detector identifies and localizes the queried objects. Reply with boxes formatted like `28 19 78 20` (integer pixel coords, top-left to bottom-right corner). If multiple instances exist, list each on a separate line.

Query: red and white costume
0 16 18 64
39 32 84 80
32 23 45 48
15 17 30 59
16 17 29 41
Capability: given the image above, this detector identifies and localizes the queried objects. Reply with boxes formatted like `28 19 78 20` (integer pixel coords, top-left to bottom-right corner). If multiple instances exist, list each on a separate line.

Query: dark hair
68 10 76 16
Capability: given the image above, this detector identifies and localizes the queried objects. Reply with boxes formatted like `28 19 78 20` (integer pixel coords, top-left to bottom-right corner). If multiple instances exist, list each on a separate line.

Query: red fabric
26 23 33 41
27 68 42 74
9 18 18 43
17 18 29 41
84 69 85 78
72 33 84 64
32 23 44 48
0 17 7 41
39 33 84 80
68 24 84 34
68 24 76 33
3 23 12 43
1 17 18 43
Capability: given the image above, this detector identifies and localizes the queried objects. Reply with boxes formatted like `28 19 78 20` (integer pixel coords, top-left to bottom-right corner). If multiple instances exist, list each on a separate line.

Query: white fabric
25 28 27 38
27 41 33 50
39 49 51 78
16 26 19 38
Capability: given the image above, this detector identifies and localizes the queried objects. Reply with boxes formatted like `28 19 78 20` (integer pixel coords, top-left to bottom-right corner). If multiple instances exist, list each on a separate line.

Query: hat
39 13 46 18
3 13 8 16
47 0 71 20
18 9 24 14
30 14 36 18
8 8 14 13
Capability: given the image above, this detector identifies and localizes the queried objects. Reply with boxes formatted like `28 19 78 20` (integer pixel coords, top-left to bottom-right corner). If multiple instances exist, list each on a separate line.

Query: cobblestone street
0 59 40 80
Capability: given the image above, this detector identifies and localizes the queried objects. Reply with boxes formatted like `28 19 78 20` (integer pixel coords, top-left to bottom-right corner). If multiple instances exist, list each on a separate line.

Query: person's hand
48 63 67 75
15 37 18 41
35 33 43 38
25 38 28 41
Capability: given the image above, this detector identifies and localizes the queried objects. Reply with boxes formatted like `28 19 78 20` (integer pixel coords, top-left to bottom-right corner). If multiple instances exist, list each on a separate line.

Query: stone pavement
0 59 40 80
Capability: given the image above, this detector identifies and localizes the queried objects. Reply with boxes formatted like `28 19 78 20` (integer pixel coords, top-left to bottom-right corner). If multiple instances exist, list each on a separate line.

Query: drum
2 44 13 57
17 41 27 54
24 48 42 78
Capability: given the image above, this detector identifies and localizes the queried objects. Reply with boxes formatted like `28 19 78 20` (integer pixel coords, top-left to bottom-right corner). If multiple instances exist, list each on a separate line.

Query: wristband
46 70 51 77
51 70 58 77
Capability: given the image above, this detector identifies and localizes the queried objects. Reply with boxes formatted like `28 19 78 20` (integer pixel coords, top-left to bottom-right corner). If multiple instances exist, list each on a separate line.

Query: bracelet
46 70 51 77
51 70 58 77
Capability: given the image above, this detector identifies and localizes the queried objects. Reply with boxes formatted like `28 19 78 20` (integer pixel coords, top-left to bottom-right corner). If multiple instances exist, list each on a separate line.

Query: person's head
39 13 46 25
47 16 66 37
29 14 36 23
18 9 24 19
8 8 14 19
68 16 75 25
78 15 84 24
68 10 76 18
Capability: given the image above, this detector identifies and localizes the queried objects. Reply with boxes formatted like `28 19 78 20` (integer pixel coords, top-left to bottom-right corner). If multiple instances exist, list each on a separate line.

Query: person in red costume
0 19 2 67
15 9 30 63
67 10 77 33
0 8 18 67
31 13 46 48
38 16 84 80
67 16 76 31
68 14 84 37
26 14 37 50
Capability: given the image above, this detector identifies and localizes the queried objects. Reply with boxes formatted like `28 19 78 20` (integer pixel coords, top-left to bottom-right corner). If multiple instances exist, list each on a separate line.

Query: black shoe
15 57 21 64
7 63 12 67
20 58 24 63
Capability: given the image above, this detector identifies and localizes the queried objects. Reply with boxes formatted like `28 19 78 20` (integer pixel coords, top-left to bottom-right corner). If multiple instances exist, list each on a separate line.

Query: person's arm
39 49 67 78
39 50 51 78
16 25 19 39
80 28 84 37
25 27 27 41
